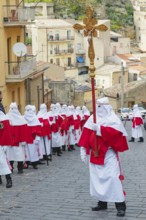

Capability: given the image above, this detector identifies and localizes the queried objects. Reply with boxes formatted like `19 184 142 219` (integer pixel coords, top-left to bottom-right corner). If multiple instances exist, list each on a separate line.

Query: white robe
0 147 11 175
68 126 76 145
6 143 25 162
89 148 125 202
52 132 62 148
132 126 143 139
40 136 51 155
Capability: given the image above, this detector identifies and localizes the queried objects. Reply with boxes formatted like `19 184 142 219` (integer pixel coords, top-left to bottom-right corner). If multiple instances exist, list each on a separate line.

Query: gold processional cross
73 6 108 157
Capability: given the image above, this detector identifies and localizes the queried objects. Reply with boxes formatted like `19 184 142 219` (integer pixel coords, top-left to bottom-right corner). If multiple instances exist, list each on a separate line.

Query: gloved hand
80 147 89 165
92 123 101 136
92 123 97 131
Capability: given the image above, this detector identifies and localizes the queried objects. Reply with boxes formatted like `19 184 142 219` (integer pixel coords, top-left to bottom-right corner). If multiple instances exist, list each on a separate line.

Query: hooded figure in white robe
78 97 129 217
0 111 12 188
24 105 42 169
6 102 29 174
37 103 52 161
129 104 144 142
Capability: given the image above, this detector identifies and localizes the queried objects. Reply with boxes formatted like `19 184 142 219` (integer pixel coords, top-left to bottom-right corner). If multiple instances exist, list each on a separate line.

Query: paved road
0 121 146 220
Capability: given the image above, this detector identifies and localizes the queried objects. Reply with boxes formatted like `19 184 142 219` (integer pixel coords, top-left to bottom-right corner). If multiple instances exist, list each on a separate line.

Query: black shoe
0 176 2 184
138 137 144 142
18 170 23 174
92 206 107 211
38 161 45 165
33 165 38 169
6 178 12 188
92 201 107 211
70 145 75 150
62 145 66 151
129 137 134 142
117 210 125 217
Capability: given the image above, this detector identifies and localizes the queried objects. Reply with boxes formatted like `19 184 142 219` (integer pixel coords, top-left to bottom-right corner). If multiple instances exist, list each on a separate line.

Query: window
54 45 60 54
68 57 71 66
7 37 11 74
56 58 60 66
48 31 53 40
18 88 21 112
133 73 137 81
12 91 15 102
55 31 59 40
67 30 71 40
17 36 20 42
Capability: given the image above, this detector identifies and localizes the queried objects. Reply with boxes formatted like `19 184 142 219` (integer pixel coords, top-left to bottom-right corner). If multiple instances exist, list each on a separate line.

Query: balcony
76 49 86 55
3 6 35 26
6 57 36 82
76 62 87 67
48 36 74 42
6 57 49 83
53 49 74 55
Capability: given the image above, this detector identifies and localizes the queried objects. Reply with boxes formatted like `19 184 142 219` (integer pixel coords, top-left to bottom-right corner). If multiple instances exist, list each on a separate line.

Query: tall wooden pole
73 6 108 156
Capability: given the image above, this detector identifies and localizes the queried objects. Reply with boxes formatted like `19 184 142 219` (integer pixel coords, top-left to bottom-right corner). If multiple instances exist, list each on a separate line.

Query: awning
77 56 84 63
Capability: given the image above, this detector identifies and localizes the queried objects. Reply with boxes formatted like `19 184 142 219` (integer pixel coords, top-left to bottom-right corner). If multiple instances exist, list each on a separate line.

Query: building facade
0 0 49 113
134 10 146 52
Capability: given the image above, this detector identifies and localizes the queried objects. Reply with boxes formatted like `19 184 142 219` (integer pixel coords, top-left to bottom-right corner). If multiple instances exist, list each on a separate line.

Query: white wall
110 38 130 55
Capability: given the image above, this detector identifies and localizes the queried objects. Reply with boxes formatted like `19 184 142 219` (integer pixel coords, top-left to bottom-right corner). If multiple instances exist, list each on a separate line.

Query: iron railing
6 56 36 80
53 48 74 55
47 36 74 42
3 6 35 23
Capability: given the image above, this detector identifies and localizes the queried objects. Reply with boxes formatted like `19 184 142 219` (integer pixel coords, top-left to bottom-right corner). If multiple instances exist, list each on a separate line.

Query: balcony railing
53 49 74 55
3 6 35 25
76 49 86 54
48 36 74 42
76 62 87 67
6 57 36 82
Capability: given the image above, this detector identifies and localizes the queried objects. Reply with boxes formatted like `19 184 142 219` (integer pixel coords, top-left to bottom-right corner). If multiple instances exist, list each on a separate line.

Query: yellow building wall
4 83 26 113
112 70 128 85
0 1 5 87
0 0 26 113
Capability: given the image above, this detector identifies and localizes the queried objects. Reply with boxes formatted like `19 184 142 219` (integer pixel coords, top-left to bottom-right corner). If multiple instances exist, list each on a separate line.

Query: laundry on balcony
76 56 84 63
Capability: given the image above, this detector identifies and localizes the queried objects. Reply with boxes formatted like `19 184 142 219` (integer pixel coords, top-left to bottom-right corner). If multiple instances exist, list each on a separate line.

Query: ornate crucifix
73 6 108 156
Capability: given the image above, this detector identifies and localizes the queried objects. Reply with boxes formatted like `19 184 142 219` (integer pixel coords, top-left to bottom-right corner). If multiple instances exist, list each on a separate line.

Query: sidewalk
0 121 146 220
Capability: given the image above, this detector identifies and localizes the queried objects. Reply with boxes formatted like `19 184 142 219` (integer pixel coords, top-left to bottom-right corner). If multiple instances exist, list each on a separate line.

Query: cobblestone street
0 121 146 220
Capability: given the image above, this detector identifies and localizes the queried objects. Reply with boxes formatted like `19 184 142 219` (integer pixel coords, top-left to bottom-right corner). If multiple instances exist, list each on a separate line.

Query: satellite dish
13 42 27 57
